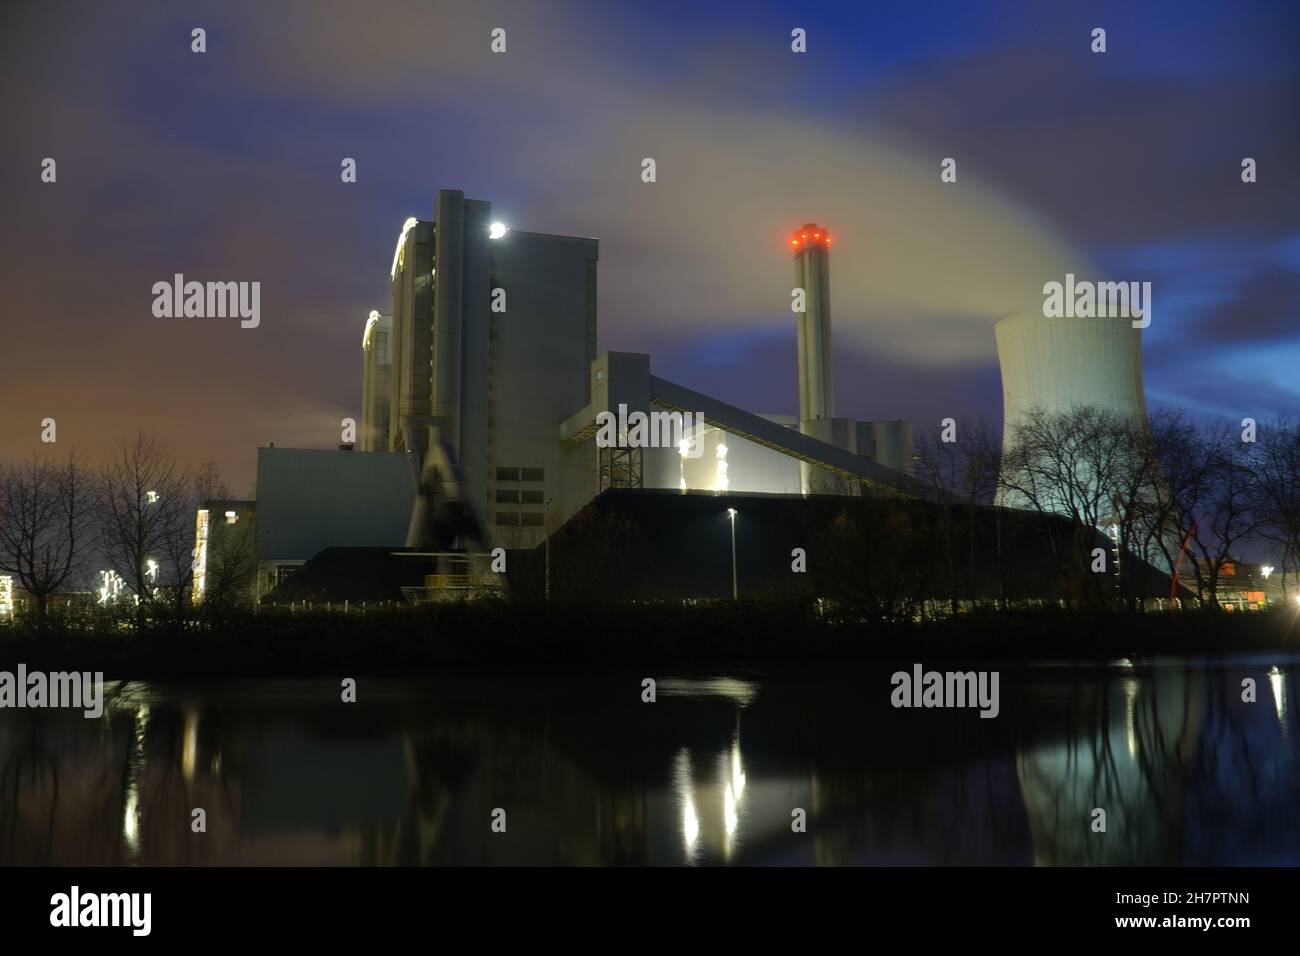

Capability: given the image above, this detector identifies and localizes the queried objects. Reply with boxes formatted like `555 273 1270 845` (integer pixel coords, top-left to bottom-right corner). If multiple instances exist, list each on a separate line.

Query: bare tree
198 516 257 610
914 418 1002 612
1187 426 1260 610
0 453 96 626
1143 412 1212 607
98 435 190 625
913 430 962 613
1147 419 1262 610
1252 418 1300 597
1000 405 1136 606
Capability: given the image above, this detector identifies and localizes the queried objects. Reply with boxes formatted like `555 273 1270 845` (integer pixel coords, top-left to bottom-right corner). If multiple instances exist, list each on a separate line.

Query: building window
520 467 544 482
520 512 544 527
520 489 544 504
495 489 520 504
495 512 520 527
496 467 521 482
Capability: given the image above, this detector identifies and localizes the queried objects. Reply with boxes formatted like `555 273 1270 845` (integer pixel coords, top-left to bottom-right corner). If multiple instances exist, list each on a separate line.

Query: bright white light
1268 666 1286 723
672 749 700 854
224 510 238 524
683 799 700 845
182 709 199 782
145 559 158 584
723 784 738 837
727 508 737 518
390 217 419 279
489 222 509 239
678 438 691 457
714 443 730 491
1262 565 1274 580
98 569 125 606
0 576 13 620
146 490 159 504
192 509 209 604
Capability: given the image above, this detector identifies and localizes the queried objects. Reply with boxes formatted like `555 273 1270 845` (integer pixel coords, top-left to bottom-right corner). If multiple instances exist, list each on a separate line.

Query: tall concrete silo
360 311 392 452
866 420 914 476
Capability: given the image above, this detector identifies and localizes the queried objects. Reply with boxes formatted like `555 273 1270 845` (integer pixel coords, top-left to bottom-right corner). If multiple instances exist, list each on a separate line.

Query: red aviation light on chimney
790 223 831 250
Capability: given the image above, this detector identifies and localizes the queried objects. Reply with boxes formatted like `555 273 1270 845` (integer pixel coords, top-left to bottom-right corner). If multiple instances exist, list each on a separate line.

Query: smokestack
792 223 834 421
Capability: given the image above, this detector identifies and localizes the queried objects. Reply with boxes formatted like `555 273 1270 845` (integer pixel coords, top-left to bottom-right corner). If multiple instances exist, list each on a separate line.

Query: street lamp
545 497 554 602
726 508 738 600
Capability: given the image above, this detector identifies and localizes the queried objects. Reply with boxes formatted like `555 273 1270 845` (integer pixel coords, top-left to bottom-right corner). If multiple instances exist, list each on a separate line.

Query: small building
192 498 257 605
252 446 416 597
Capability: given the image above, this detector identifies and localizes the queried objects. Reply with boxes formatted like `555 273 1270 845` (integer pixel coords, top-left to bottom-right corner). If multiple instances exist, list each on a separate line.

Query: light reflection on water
1 657 1297 866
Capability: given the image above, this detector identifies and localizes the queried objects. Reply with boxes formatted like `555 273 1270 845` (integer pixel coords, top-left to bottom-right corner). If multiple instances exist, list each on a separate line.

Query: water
1 656 1296 865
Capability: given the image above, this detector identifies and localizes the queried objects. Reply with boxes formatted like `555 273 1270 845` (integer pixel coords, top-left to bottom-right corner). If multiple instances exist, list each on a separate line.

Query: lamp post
727 508 738 600
545 497 553 601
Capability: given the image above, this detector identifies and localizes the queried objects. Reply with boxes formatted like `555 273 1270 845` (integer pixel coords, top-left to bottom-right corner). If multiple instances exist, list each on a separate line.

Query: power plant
195 189 927 594
372 191 923 554
195 188 1159 601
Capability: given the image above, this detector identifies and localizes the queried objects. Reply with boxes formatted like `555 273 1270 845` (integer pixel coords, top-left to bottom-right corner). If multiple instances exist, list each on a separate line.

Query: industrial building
252 446 414 591
358 195 923 558
360 311 392 452
215 190 951 599
190 188 1190 606
191 498 257 604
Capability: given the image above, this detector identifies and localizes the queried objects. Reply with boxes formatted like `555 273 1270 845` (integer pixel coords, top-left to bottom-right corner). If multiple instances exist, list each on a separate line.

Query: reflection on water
1 658 1297 866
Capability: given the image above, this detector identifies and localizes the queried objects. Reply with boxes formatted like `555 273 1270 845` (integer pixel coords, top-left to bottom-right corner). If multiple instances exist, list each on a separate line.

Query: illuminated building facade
360 311 392 452
383 189 599 549
191 498 256 603
214 201 929 598
0 575 14 620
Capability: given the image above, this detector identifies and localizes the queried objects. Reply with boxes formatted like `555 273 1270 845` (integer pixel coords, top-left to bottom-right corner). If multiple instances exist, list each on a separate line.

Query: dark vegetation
1 601 1295 680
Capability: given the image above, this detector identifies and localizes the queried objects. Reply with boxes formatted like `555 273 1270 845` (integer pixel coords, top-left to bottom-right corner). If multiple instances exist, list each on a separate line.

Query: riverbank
0 602 1295 679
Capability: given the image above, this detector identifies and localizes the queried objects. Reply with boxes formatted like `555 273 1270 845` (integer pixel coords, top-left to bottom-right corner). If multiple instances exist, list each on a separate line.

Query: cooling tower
995 309 1147 506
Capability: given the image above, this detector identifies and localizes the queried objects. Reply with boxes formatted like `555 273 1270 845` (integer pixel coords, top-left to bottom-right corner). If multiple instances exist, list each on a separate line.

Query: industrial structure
995 308 1147 440
382 193 601 551
191 498 256 604
364 191 922 557
994 307 1148 511
360 311 392 452
214 189 934 597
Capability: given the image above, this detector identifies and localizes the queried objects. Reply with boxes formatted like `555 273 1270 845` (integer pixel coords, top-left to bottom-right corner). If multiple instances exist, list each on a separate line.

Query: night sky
2 0 1297 492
